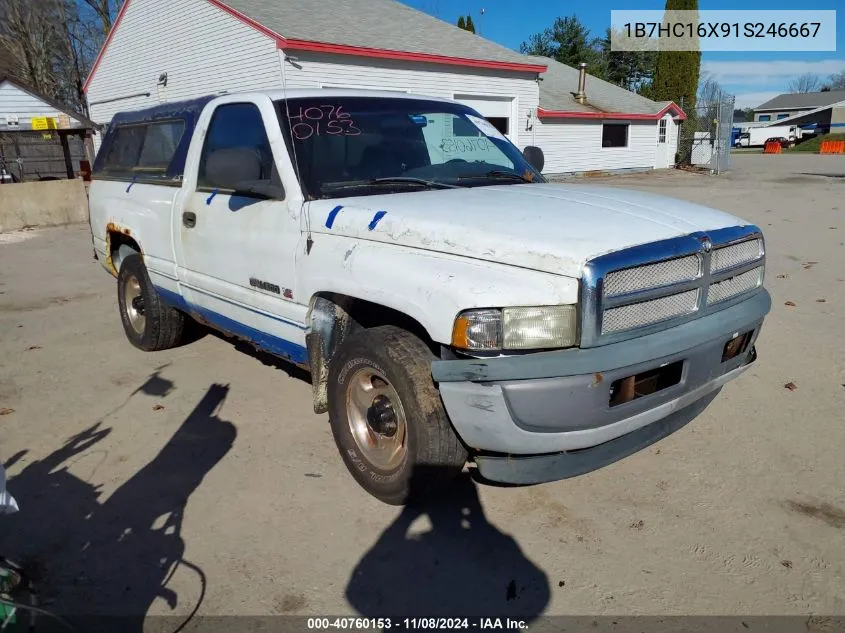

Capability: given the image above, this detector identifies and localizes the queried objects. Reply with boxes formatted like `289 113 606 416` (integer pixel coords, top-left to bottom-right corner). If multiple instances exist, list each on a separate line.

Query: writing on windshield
277 97 544 200
288 105 361 139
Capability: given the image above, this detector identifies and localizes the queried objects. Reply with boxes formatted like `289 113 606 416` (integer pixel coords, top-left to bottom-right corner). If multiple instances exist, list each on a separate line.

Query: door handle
182 211 196 228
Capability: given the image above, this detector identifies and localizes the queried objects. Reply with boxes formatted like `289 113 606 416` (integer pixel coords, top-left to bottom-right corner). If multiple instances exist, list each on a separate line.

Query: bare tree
0 0 62 95
0 0 103 110
822 71 845 91
55 0 102 110
786 73 822 93
79 0 121 38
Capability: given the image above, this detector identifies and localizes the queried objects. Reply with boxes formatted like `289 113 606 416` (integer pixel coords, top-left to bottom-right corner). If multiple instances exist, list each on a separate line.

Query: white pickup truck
89 89 770 504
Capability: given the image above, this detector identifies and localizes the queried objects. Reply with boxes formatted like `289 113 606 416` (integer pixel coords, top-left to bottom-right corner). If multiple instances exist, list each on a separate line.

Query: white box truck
735 125 797 148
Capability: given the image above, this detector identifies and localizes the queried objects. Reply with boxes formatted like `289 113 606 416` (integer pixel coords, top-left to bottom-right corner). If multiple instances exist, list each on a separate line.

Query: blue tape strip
368 210 387 231
125 176 137 193
325 205 344 229
206 189 219 205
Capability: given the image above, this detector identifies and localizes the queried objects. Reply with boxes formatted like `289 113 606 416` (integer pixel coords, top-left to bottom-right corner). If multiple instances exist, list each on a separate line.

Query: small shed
0 76 98 182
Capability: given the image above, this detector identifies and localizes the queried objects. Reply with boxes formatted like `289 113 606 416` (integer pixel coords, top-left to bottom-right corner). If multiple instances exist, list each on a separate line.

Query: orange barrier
819 140 845 154
763 141 782 154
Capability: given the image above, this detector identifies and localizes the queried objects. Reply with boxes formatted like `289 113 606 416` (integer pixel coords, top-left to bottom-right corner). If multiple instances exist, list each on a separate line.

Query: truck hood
308 183 749 278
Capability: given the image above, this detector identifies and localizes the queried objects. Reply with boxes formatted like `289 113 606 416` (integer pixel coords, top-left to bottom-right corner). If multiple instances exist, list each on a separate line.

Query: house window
758 114 771 122
777 114 789 120
659 119 667 143
602 123 629 148
453 116 509 136
485 117 509 135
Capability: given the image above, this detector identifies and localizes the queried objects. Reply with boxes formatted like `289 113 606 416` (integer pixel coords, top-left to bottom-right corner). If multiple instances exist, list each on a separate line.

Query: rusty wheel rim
345 367 407 471
124 275 146 335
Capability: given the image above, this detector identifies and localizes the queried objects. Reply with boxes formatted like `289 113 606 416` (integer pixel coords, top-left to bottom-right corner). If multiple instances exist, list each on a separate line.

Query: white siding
280 52 539 148
531 118 660 175
0 81 87 130
86 0 283 124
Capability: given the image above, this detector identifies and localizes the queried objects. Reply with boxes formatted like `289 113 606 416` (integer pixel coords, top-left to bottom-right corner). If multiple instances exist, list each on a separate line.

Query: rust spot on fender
592 372 604 386
104 222 138 277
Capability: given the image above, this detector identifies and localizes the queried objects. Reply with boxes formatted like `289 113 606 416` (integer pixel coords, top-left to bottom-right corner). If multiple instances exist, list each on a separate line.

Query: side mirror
523 145 544 173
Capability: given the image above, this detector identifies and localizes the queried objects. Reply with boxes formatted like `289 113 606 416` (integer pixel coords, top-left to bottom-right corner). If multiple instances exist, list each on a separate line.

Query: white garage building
84 0 683 176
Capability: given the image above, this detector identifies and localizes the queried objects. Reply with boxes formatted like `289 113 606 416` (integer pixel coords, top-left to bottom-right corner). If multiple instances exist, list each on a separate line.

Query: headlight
451 305 578 352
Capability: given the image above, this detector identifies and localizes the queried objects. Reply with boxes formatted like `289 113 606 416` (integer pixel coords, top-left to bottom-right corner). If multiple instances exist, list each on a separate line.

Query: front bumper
432 289 770 479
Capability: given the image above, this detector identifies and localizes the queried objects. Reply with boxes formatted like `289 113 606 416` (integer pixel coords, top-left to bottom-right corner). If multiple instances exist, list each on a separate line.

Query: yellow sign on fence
31 116 57 131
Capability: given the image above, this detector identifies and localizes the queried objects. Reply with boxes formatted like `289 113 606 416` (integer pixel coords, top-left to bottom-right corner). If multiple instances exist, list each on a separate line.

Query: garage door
454 94 514 138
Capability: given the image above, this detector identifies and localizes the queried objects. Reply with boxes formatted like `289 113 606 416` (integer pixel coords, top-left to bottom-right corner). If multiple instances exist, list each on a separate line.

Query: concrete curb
0 179 89 233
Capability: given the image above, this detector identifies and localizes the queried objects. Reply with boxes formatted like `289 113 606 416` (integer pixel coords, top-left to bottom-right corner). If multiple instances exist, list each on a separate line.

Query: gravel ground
0 154 843 623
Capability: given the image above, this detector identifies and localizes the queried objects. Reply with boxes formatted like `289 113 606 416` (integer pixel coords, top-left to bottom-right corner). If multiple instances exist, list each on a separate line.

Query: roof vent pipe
576 62 587 104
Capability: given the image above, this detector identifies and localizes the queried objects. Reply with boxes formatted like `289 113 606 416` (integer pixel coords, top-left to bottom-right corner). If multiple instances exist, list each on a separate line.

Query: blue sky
405 0 845 109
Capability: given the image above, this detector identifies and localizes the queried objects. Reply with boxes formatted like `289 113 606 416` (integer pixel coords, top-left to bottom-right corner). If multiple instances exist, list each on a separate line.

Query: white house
83 0 683 176
0 76 97 180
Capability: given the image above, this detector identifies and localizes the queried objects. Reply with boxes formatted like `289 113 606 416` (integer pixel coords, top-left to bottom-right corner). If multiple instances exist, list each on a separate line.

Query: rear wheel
117 254 186 351
327 326 467 505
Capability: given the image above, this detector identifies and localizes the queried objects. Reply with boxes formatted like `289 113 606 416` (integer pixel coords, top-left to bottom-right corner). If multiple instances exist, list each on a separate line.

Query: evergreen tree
457 15 465 29
651 0 701 111
519 16 598 70
465 15 475 33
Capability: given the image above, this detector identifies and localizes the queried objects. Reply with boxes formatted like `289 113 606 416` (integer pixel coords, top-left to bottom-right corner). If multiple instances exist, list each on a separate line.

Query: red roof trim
82 0 134 94
538 102 686 121
278 39 547 73
83 0 545 96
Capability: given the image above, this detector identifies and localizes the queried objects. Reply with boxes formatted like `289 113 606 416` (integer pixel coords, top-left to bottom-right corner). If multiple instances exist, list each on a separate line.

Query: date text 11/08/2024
306 617 529 630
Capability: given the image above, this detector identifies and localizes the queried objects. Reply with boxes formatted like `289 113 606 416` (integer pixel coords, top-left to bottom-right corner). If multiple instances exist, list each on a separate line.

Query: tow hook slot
609 360 684 408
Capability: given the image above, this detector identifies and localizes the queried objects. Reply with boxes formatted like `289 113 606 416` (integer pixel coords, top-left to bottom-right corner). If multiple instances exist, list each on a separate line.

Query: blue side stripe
155 286 309 366
180 283 307 330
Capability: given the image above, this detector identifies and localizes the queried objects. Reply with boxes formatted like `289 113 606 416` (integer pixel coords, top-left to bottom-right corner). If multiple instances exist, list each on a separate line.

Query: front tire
327 326 467 505
117 254 186 351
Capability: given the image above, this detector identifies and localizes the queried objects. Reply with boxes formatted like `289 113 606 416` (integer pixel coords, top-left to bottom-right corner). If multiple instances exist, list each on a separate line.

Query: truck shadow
346 468 550 623
1 377 236 632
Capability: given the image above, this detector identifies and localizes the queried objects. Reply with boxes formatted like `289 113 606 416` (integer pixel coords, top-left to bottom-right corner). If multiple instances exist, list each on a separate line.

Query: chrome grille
708 267 764 305
711 238 763 273
580 226 766 347
602 289 699 334
604 254 700 297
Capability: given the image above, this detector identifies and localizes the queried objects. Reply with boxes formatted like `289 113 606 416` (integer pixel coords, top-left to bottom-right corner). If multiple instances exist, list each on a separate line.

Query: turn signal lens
451 309 502 351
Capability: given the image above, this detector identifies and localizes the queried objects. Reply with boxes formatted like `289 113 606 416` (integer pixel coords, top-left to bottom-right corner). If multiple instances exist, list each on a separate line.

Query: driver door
174 98 308 363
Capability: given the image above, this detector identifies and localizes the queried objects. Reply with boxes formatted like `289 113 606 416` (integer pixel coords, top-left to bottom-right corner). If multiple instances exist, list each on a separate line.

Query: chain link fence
677 95 736 175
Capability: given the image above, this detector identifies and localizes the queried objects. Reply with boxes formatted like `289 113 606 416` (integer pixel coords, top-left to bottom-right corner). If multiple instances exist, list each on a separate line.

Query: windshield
276 97 545 200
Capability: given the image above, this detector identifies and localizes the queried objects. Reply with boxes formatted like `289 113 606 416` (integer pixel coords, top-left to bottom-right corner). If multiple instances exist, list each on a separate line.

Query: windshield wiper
457 170 534 183
372 177 459 188
322 177 457 192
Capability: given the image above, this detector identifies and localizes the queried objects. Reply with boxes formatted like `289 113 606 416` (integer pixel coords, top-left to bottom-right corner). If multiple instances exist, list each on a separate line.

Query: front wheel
327 326 467 505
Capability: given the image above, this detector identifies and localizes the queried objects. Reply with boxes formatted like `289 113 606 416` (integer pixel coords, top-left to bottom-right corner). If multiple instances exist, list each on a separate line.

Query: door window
197 103 282 197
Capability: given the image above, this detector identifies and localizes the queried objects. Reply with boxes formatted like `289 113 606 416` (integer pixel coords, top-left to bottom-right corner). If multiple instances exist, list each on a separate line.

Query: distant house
0 76 97 180
527 57 684 173
754 91 845 134
83 0 684 176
